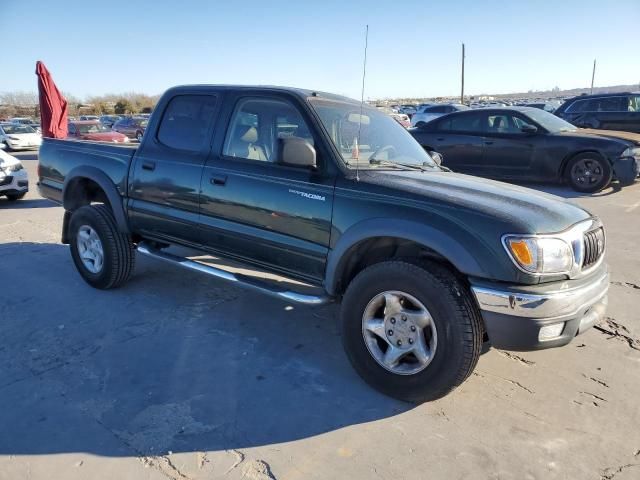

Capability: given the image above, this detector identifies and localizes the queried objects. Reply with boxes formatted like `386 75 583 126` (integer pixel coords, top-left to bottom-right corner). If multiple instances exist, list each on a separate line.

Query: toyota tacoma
37 85 609 402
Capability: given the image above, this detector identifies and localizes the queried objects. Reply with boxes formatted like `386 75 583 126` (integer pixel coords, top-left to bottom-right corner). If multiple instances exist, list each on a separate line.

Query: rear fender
62 166 129 233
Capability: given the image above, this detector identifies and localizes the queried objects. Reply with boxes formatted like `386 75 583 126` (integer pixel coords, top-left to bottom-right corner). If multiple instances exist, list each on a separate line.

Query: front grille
582 227 605 269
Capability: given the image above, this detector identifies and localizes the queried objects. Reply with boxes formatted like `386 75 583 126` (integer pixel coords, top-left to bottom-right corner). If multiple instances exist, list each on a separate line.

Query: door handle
484 141 494 145
210 174 227 186
141 161 156 171
436 137 445 141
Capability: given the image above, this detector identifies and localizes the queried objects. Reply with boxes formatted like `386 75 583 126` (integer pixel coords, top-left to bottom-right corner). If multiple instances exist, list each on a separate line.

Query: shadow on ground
0 242 408 458
0 198 56 208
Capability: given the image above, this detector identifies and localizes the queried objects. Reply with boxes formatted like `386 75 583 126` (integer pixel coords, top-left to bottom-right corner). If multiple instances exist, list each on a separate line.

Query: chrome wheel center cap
385 314 417 347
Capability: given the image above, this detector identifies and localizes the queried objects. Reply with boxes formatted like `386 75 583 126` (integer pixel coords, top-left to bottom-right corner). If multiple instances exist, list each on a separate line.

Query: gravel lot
1 152 639 480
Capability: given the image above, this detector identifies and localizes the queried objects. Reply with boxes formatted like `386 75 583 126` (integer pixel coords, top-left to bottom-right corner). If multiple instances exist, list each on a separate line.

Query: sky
2 0 639 100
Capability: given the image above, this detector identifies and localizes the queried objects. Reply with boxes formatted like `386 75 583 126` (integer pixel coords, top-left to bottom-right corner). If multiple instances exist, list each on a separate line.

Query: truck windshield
308 98 437 169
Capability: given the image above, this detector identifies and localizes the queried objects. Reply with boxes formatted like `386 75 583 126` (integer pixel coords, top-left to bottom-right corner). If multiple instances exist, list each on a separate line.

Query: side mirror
521 124 538 134
279 137 317 168
428 150 443 166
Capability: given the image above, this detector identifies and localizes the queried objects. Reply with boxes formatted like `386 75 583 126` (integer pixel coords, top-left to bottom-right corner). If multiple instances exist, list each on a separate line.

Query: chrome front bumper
470 268 609 350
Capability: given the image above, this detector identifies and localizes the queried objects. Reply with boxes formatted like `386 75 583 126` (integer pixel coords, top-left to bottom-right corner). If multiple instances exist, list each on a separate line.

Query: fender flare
324 218 484 295
62 166 130 233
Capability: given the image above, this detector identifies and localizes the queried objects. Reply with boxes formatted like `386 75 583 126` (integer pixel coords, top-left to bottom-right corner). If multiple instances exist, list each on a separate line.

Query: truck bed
38 138 137 204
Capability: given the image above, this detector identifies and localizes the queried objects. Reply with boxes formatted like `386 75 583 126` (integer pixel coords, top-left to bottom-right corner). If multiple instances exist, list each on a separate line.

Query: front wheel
69 204 136 289
5 192 26 201
565 153 612 193
341 261 483 403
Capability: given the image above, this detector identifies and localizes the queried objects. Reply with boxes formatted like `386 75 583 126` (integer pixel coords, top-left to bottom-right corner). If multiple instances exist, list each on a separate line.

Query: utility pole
460 43 465 105
590 59 596 94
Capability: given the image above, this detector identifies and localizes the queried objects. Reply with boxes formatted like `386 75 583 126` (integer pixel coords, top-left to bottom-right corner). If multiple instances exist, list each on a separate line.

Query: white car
0 123 42 151
410 104 469 127
0 149 29 201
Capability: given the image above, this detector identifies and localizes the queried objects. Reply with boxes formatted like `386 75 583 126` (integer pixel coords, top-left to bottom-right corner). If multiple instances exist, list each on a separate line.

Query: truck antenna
356 24 369 182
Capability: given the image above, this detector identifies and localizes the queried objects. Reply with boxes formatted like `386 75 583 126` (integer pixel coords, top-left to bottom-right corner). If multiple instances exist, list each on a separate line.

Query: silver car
410 104 469 127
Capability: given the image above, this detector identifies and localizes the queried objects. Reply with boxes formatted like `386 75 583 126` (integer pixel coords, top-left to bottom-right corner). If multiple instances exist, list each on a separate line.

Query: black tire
565 152 612 193
340 260 483 403
2 142 11 152
415 122 427 128
69 204 136 289
6 192 26 201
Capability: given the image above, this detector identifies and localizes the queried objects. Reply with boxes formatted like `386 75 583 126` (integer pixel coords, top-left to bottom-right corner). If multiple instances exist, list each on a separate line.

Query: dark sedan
410 107 640 192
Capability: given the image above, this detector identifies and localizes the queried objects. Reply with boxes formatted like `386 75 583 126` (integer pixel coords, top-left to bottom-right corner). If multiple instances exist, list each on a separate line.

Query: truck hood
358 170 592 234
557 128 640 147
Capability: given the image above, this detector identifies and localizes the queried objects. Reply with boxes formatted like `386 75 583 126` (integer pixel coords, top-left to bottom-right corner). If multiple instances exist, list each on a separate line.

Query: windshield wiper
369 158 427 171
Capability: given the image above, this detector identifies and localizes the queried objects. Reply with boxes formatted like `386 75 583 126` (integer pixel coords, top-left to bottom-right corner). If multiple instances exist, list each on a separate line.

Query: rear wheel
565 153 612 193
341 261 483 403
69 204 136 289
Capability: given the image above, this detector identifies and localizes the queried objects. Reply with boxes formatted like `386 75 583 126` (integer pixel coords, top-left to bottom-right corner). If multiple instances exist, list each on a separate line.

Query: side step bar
136 242 332 306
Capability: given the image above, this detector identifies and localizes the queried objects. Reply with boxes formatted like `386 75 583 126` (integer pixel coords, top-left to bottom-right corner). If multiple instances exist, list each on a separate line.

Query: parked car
376 107 411 128
410 107 640 192
68 121 130 143
555 92 640 133
112 116 148 142
27 120 42 134
99 115 122 128
0 148 28 201
411 104 468 127
38 84 610 402
9 117 33 125
79 115 100 121
0 123 42 151
390 113 411 128
398 104 417 117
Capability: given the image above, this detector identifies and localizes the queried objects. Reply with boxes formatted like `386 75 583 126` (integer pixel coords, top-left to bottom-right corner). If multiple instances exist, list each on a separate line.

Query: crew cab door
128 93 220 244
199 93 335 282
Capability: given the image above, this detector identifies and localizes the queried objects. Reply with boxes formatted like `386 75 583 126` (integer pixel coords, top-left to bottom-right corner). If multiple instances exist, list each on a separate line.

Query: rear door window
566 99 588 113
157 95 218 151
438 113 483 133
597 97 626 112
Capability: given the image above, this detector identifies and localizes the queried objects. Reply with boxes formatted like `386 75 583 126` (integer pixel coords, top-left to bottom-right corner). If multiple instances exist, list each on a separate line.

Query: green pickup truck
37 85 609 402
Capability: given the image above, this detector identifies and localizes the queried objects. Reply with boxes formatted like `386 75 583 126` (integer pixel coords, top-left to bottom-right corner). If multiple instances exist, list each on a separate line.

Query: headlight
504 236 574 274
622 147 640 157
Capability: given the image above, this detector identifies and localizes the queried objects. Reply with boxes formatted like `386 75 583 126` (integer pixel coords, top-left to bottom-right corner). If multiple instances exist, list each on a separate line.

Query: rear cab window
156 95 218 151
